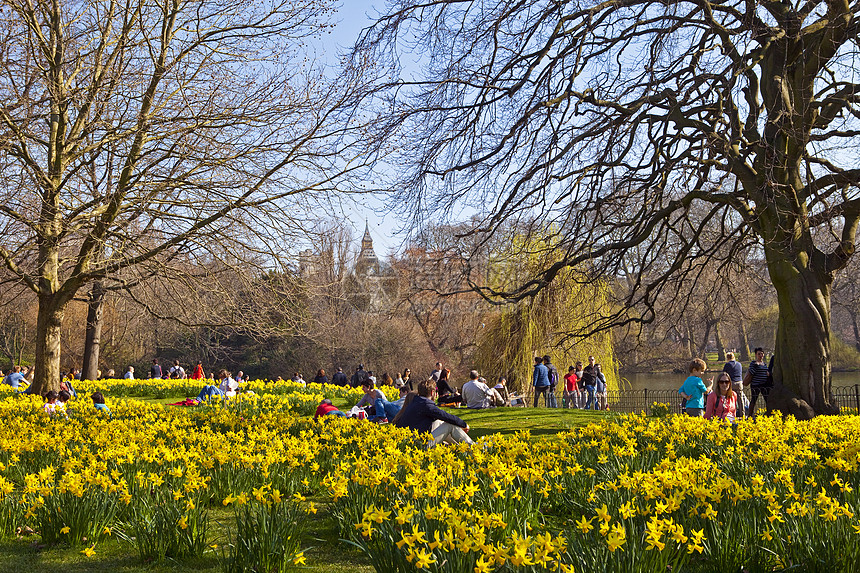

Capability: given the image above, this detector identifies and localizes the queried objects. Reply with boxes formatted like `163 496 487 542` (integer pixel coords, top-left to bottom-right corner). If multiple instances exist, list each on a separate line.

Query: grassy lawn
0 402 608 573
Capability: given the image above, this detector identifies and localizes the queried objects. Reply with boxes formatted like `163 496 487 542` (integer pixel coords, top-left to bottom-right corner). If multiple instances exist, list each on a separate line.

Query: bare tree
350 0 860 417
0 0 369 392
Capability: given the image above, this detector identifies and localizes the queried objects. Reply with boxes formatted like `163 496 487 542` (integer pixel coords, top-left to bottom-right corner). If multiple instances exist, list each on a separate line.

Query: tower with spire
355 221 380 276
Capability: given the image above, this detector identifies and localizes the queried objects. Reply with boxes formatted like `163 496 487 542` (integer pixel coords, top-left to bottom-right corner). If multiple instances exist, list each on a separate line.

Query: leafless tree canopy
0 0 370 391
351 0 860 416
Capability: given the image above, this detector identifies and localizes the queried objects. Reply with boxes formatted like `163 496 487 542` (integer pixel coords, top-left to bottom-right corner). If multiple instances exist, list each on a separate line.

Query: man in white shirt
169 360 186 379
462 370 502 409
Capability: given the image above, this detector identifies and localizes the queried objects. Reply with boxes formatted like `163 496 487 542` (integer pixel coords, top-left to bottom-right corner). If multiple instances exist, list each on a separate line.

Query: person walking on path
533 356 550 407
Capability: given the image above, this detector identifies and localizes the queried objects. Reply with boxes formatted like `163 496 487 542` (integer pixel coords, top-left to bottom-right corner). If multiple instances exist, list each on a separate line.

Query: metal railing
522 385 860 415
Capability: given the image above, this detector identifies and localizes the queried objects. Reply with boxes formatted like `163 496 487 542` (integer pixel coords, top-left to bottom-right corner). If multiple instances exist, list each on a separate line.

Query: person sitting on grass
394 379 473 447
373 386 409 422
196 383 224 402
355 380 386 418
42 391 59 416
436 368 462 406
91 391 111 417
314 399 347 419
493 377 511 407
705 373 737 422
218 370 238 398
56 390 72 416
678 358 713 417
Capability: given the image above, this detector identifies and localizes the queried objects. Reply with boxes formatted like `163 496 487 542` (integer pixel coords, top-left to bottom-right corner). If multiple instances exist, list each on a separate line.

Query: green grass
0 403 607 573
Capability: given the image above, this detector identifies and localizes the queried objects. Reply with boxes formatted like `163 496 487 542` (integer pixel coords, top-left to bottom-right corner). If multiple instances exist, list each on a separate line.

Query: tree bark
738 320 750 362
81 281 106 381
714 321 725 362
767 257 838 419
31 295 66 395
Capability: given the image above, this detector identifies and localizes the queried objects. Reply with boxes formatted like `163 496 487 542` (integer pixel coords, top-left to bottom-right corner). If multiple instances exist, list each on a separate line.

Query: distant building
348 223 397 313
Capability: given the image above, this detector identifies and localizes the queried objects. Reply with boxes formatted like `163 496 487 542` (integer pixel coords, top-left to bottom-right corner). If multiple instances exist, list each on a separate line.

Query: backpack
547 364 559 388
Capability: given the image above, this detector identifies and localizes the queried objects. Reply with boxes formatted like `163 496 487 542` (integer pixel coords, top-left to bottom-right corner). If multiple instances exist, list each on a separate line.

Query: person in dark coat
394 379 473 446
331 367 348 387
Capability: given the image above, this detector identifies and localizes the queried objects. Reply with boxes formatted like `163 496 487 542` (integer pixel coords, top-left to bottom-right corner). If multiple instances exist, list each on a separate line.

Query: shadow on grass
0 538 218 573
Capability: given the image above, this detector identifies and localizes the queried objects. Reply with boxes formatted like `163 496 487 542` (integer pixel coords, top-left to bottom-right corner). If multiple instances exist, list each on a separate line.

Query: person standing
563 366 579 409
331 367 348 387
595 362 608 410
169 360 186 379
190 361 205 380
533 356 550 407
350 365 369 388
581 356 599 410
705 373 738 422
678 358 713 417
722 352 745 418
124 366 135 380
149 359 162 380
574 361 585 408
543 355 559 408
313 369 328 385
744 347 772 418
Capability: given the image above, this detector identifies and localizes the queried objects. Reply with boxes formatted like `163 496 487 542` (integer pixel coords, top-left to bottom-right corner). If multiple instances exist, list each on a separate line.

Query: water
620 370 860 392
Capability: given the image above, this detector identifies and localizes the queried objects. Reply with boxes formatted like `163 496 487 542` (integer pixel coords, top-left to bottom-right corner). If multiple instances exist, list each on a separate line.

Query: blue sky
324 1 403 256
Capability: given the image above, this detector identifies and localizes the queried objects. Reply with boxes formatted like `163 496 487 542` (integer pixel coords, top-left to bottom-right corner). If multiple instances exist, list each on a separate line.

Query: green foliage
830 334 860 370
474 242 617 393
116 488 208 561
221 496 306 573
649 402 672 418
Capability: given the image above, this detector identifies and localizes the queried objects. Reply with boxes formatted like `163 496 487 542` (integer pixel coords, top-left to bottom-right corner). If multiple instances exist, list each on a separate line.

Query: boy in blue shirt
678 358 713 417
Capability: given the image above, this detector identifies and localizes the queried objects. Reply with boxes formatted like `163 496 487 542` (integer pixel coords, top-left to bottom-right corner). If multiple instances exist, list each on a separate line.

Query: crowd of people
678 348 775 421
536 354 609 411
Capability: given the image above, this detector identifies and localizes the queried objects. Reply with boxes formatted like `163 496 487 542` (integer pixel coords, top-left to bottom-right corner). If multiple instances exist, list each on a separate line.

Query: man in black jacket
395 379 473 446
350 365 369 388
331 367 349 387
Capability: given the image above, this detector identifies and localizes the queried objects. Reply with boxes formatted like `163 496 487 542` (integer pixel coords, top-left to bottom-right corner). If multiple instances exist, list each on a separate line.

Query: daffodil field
1 381 859 572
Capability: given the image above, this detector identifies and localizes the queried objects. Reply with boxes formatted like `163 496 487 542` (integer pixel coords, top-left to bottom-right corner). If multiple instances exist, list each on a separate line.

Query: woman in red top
705 373 737 422
190 361 205 380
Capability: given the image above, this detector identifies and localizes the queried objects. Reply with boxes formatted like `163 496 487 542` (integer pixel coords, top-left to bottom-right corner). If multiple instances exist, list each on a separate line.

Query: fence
522 385 860 415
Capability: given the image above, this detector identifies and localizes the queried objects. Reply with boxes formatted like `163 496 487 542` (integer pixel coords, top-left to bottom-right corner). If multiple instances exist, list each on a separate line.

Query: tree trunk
714 320 725 362
31 295 66 395
684 321 695 358
82 281 106 381
738 320 750 362
767 258 838 419
696 321 712 359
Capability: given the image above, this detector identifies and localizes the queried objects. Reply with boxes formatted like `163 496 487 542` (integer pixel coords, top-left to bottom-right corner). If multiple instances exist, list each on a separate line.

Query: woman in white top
218 370 238 397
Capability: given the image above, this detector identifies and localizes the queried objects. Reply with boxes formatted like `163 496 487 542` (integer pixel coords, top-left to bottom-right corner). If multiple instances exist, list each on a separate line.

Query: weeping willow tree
473 237 617 395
